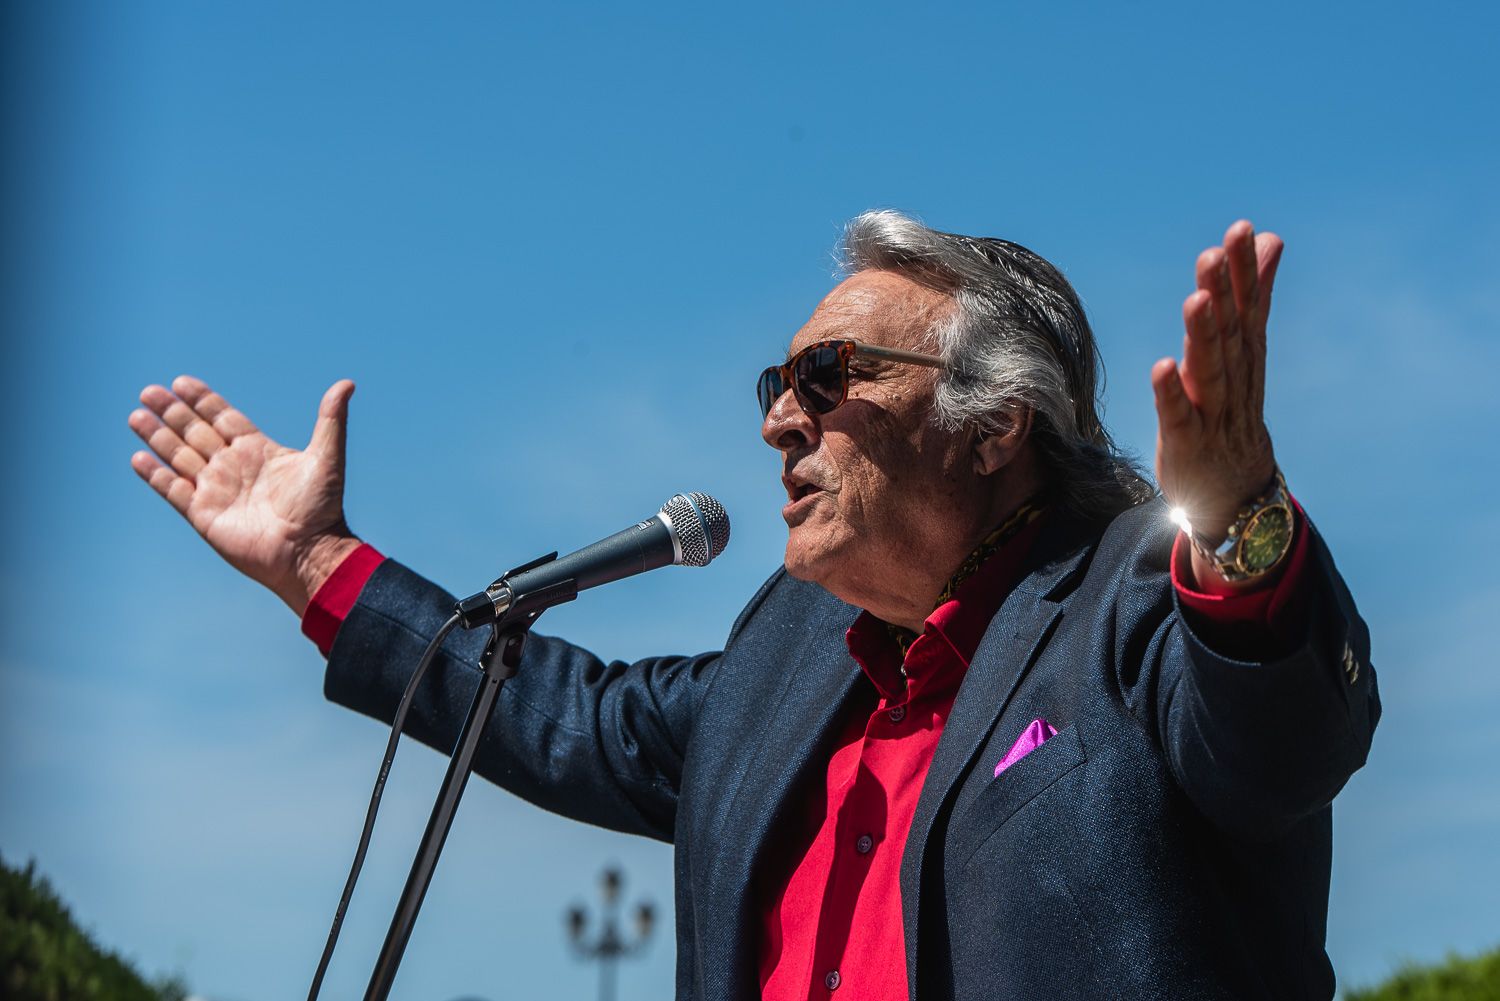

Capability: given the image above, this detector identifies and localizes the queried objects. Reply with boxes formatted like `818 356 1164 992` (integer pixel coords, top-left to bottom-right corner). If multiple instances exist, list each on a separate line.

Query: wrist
1178 460 1279 548
283 527 363 617
1172 467 1294 586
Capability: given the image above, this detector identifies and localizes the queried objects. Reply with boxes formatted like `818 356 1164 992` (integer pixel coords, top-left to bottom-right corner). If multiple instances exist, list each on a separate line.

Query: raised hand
1151 220 1285 587
129 376 363 615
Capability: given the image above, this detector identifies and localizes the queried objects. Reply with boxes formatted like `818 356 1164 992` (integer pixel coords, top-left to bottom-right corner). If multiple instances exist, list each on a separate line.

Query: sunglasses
756 339 946 420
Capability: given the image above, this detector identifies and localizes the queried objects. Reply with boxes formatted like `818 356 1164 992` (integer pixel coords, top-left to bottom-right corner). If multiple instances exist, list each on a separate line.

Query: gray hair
842 209 1153 522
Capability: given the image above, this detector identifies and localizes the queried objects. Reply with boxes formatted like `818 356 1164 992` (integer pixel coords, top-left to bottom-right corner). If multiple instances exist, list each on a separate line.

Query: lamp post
565 866 655 1001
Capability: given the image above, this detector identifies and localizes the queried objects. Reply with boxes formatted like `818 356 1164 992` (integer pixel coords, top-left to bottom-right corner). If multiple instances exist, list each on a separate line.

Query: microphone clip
454 550 579 629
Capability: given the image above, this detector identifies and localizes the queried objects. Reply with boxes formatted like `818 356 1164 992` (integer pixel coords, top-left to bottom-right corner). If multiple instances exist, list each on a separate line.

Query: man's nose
760 388 820 452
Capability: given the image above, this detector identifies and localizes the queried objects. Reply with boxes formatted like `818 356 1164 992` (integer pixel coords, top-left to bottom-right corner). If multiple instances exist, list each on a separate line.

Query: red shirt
757 512 1048 999
302 510 1311 1000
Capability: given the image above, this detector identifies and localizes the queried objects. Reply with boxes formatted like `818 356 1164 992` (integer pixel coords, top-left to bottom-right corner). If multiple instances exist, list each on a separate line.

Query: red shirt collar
844 512 1047 704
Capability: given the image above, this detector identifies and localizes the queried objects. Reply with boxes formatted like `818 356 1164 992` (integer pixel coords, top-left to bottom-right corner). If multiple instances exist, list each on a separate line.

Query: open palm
129 375 357 613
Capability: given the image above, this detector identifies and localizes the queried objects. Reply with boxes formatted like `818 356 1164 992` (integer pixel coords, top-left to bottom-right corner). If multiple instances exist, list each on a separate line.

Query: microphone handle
456 516 678 628
509 515 677 596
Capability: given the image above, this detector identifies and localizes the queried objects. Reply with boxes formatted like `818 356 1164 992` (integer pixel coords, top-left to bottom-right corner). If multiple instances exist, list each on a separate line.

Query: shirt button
888 705 906 723
825 969 841 990
856 834 874 855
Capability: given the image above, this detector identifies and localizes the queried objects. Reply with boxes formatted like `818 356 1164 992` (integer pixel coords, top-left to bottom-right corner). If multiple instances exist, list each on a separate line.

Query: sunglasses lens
793 345 845 414
757 368 785 419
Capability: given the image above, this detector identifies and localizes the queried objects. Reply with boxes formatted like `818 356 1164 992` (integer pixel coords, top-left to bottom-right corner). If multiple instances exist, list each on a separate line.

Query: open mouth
789 483 821 502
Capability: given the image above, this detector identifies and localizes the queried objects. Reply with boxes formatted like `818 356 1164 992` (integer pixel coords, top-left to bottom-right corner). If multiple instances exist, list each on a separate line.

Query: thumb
308 379 356 459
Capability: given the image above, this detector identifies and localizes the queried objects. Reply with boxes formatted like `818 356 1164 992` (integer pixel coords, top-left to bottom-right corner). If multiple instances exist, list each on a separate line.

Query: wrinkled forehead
787 269 955 358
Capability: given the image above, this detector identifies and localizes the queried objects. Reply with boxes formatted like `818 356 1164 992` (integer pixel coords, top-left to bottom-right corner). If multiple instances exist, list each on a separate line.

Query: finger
131 450 195 517
129 406 206 479
1246 232 1284 415
1151 357 1197 436
1225 220 1259 323
308 379 355 459
1195 246 1243 379
1195 246 1235 331
149 391 228 457
1248 231 1284 330
1179 289 1226 415
139 385 215 468
170 375 260 441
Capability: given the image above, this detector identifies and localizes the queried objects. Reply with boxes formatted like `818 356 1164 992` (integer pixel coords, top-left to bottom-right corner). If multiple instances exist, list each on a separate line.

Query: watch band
1178 469 1296 582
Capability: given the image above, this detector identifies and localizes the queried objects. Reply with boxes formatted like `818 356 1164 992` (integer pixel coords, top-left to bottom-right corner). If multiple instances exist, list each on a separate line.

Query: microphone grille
661 492 731 567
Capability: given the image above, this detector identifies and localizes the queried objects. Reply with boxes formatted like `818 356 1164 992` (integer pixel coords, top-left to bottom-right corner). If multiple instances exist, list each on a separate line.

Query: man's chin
782 543 814 581
783 534 839 587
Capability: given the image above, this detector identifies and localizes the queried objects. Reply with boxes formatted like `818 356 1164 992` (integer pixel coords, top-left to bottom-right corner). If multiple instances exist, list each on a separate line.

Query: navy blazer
325 499 1378 1000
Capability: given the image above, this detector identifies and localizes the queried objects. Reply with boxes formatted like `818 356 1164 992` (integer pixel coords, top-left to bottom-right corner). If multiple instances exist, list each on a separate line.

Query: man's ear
973 407 1033 476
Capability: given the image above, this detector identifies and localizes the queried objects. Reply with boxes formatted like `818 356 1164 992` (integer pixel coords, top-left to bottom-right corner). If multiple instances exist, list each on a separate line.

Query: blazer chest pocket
953 723 1086 867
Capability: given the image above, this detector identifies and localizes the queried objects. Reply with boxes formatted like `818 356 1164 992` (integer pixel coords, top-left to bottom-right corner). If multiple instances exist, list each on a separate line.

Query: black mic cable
306 612 460 1001
304 492 729 999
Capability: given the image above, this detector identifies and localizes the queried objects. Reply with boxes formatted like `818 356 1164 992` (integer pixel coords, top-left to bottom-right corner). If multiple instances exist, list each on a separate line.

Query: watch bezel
1237 502 1294 574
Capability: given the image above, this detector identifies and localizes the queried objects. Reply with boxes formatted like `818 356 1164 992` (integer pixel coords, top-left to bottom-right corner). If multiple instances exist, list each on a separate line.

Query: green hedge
1 854 187 1001
1346 946 1500 1001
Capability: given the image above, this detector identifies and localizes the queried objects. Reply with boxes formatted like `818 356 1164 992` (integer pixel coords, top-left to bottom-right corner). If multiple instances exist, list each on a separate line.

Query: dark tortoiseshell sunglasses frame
756 338 946 419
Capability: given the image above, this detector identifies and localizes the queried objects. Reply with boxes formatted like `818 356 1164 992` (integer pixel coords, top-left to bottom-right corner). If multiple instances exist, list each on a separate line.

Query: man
129 211 1378 999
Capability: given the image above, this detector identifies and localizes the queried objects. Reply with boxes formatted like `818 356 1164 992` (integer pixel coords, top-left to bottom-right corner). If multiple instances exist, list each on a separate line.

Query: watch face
1241 504 1293 572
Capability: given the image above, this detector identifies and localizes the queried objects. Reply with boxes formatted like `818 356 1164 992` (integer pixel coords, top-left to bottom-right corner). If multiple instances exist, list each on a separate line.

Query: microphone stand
361 605 545 1001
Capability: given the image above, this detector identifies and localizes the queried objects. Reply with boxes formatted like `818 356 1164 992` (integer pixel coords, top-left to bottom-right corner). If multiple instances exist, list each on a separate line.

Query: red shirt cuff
1171 497 1311 634
300 543 386 655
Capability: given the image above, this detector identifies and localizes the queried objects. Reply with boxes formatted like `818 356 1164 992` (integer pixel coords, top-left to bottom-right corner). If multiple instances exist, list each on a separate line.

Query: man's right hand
129 375 363 616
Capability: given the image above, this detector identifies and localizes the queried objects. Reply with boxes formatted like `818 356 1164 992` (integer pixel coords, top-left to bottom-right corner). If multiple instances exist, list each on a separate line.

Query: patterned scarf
886 498 1046 655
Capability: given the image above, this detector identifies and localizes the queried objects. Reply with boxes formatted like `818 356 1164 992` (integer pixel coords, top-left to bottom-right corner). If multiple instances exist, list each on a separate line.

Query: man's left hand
1151 220 1285 589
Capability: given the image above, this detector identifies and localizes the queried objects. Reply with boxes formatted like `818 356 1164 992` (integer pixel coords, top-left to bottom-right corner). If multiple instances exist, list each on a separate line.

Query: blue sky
2 2 1497 998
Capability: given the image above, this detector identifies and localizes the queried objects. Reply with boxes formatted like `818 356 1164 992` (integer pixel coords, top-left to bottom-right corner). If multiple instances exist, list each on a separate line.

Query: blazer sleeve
1113 508 1381 839
322 558 726 843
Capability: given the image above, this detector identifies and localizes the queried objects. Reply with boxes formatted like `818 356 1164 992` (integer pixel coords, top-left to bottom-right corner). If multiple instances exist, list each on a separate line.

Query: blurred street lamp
565 866 655 1001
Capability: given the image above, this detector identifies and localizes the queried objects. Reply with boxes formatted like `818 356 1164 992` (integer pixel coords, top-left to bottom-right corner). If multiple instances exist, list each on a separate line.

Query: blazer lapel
701 599 865 998
899 517 1098 998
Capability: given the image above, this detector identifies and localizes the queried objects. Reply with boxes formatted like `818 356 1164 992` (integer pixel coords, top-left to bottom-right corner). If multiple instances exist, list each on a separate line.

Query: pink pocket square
994 718 1058 777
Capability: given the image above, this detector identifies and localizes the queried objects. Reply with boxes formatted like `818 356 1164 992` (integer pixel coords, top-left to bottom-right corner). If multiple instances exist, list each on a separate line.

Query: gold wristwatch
1177 469 1295 582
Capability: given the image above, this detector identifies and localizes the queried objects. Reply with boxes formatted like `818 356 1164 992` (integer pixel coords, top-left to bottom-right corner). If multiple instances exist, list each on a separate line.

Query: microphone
455 492 731 628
